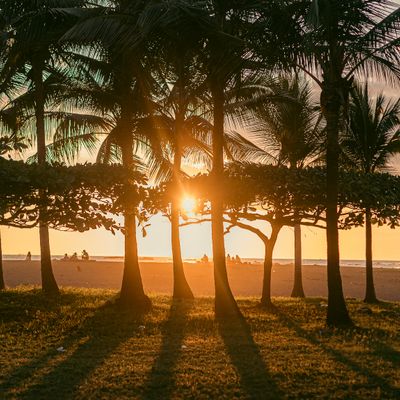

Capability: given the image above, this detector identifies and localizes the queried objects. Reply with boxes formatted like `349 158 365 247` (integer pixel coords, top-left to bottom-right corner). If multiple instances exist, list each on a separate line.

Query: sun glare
181 196 196 214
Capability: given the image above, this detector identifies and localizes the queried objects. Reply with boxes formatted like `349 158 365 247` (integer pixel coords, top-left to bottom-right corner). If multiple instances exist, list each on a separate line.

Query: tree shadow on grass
274 308 400 398
218 314 283 400
370 341 400 369
1 299 147 400
141 300 192 400
0 288 96 325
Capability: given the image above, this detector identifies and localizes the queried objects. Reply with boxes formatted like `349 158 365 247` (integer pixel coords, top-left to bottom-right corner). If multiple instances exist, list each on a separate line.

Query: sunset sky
3 88 400 261
3 1 400 262
3 199 400 261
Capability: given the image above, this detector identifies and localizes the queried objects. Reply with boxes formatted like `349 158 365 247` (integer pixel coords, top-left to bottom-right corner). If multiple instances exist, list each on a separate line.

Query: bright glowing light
181 196 196 214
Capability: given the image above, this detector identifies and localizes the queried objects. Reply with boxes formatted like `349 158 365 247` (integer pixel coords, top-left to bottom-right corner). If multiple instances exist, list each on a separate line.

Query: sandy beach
2 260 399 301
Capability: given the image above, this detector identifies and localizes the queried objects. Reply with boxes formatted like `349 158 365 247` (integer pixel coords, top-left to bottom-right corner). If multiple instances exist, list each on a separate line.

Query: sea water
3 255 400 269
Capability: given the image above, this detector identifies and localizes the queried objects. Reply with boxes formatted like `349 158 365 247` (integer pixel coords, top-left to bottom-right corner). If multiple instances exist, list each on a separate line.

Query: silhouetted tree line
1 0 400 327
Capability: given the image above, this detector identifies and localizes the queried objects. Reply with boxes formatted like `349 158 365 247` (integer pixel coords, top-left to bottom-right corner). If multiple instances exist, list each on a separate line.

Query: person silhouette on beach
201 254 209 263
25 251 31 261
82 250 89 261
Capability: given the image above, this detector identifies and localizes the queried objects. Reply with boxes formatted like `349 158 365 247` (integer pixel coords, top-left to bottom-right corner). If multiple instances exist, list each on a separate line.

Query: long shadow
274 308 400 398
370 341 400 368
141 300 192 400
218 314 283 400
0 288 94 325
1 299 146 399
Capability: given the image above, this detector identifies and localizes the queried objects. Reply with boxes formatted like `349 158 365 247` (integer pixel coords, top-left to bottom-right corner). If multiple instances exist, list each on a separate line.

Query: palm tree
143 27 209 300
67 54 153 309
1 0 88 294
257 0 400 326
342 83 400 303
136 73 211 300
248 75 325 298
199 0 255 317
65 14 177 310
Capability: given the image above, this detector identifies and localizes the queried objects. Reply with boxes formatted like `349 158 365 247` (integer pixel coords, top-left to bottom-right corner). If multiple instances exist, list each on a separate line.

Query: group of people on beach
24 250 90 262
61 250 90 262
226 254 242 264
200 253 243 264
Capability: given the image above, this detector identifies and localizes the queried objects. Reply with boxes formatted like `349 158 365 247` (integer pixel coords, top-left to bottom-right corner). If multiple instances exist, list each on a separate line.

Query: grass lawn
0 287 399 399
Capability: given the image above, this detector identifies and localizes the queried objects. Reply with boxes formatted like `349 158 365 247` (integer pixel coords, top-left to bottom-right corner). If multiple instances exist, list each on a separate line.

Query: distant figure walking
235 254 242 264
226 254 232 264
61 253 69 261
201 254 209 263
82 250 89 261
70 252 78 261
25 251 32 261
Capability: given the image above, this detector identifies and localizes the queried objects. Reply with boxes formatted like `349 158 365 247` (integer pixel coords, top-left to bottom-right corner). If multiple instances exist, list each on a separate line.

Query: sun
181 196 196 214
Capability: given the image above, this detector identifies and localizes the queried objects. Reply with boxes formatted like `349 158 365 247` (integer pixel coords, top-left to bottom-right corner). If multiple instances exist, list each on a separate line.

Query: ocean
3 255 400 269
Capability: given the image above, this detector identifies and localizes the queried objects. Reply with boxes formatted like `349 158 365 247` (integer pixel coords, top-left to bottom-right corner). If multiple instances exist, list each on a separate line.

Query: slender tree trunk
119 134 151 311
364 207 378 303
120 212 151 309
171 149 194 300
261 241 274 308
0 230 5 290
33 61 59 295
291 223 305 298
211 83 240 317
261 226 280 308
321 83 351 327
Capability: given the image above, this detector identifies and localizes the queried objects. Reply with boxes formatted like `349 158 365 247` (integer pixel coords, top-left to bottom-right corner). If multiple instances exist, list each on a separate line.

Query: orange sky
3 0 400 261
2 214 400 261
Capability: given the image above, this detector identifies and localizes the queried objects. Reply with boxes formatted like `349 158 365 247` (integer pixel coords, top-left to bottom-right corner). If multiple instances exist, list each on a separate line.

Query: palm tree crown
342 83 400 174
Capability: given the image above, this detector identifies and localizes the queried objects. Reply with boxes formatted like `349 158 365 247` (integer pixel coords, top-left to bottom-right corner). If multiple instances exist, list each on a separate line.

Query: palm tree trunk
291 223 305 298
119 134 151 311
120 212 151 309
211 83 240 317
171 148 194 299
0 229 5 290
364 207 378 303
321 84 351 327
33 61 59 295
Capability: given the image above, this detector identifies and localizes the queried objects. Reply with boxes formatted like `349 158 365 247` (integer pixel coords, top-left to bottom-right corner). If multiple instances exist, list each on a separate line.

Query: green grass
1 287 399 399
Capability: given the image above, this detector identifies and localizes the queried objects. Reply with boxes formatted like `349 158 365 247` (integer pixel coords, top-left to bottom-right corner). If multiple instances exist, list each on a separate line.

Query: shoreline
3 257 400 270
2 260 399 301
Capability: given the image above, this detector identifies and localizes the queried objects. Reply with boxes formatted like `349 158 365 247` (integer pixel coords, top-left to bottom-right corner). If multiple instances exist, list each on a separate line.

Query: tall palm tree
199 0 255 317
257 0 400 326
35 0 161 309
248 75 325 298
1 0 88 294
67 53 153 309
136 73 211 300
144 26 209 300
342 83 400 303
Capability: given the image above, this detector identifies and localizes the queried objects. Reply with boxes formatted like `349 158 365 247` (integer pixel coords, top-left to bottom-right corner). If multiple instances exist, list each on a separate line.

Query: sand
2 260 399 301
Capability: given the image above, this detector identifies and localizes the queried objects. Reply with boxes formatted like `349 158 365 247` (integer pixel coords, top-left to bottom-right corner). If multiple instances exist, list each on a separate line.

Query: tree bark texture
171 143 194 299
321 82 352 326
291 223 305 298
211 83 240 317
33 61 59 295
